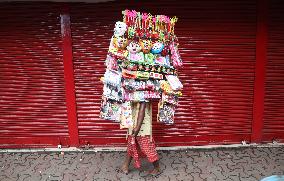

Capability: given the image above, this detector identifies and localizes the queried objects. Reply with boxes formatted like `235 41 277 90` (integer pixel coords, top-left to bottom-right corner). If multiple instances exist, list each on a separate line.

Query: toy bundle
100 10 183 128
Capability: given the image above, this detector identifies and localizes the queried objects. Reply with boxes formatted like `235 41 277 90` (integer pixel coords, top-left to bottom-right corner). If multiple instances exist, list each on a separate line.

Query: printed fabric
127 135 159 168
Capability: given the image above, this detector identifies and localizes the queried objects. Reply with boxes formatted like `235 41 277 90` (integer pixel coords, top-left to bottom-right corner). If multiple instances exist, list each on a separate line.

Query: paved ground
0 146 284 181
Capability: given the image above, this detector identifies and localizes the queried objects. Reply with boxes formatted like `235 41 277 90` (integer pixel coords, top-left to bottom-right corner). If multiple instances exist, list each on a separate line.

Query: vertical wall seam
61 4 79 146
251 0 268 143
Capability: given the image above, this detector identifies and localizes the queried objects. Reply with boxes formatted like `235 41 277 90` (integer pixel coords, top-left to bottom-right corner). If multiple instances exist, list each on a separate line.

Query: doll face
127 41 141 53
151 42 164 54
139 39 152 54
114 21 127 37
113 37 128 49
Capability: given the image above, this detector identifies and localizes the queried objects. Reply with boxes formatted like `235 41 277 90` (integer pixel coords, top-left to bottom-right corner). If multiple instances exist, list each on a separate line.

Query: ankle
121 164 129 168
154 167 160 172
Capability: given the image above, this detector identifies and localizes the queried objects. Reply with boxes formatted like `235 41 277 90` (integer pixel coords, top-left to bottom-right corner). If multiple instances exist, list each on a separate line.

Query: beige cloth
127 102 152 139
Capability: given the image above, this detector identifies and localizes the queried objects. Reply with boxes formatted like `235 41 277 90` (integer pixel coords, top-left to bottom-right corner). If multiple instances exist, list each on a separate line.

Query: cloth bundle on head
100 9 183 127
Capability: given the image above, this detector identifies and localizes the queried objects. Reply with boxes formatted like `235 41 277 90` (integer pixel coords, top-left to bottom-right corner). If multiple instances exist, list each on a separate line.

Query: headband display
100 10 183 127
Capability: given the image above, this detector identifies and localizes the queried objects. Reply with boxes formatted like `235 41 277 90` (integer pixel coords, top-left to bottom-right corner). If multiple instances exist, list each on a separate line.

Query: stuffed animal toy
139 39 152 54
114 21 127 37
127 41 144 62
113 36 128 50
151 42 167 65
151 42 164 54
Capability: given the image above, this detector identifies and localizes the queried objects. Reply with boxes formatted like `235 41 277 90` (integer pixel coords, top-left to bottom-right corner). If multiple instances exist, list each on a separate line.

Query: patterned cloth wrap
127 135 159 168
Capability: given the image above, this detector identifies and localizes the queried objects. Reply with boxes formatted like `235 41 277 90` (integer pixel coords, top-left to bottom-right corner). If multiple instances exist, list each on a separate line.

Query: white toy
114 21 127 37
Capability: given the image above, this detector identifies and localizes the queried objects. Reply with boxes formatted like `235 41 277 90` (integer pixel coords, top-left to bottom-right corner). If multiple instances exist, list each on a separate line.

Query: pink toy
169 42 183 68
127 41 144 62
155 56 166 65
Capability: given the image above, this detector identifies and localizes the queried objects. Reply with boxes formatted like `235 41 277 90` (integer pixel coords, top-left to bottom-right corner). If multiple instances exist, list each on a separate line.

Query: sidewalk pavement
0 146 283 181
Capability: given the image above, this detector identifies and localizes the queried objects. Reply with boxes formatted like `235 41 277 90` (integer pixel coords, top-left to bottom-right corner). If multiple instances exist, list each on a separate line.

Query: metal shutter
0 3 69 147
263 0 284 142
70 0 256 146
70 3 126 146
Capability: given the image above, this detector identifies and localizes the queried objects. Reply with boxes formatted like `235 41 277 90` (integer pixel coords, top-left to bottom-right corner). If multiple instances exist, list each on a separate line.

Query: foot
140 167 161 177
148 167 161 175
119 164 129 174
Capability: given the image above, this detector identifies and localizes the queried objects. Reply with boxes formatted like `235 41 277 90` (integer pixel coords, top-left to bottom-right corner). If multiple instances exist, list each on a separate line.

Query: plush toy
108 37 116 51
139 39 152 54
151 42 164 54
114 21 127 37
151 42 166 65
113 36 128 50
127 41 144 62
108 37 128 59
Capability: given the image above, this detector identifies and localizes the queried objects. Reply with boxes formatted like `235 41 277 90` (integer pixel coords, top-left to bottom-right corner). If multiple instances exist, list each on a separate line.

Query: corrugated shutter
70 3 126 146
0 3 69 147
263 0 284 141
70 0 256 146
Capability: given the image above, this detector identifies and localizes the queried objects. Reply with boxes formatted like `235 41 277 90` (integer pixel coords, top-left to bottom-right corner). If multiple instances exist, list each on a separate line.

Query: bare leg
121 154 132 174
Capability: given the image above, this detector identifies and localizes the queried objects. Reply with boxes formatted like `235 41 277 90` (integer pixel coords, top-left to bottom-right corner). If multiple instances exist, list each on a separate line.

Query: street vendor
120 101 160 175
100 9 183 177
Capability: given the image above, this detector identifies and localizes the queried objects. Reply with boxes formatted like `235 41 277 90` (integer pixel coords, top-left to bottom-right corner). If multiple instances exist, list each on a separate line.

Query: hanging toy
139 39 152 54
114 21 127 37
101 9 183 126
169 41 183 68
127 41 144 62
113 37 128 50
151 41 164 54
105 54 118 70
151 41 167 65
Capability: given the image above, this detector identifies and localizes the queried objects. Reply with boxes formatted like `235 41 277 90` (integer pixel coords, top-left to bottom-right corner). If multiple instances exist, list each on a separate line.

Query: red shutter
70 0 256 146
70 3 126 146
0 3 69 147
263 0 284 142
